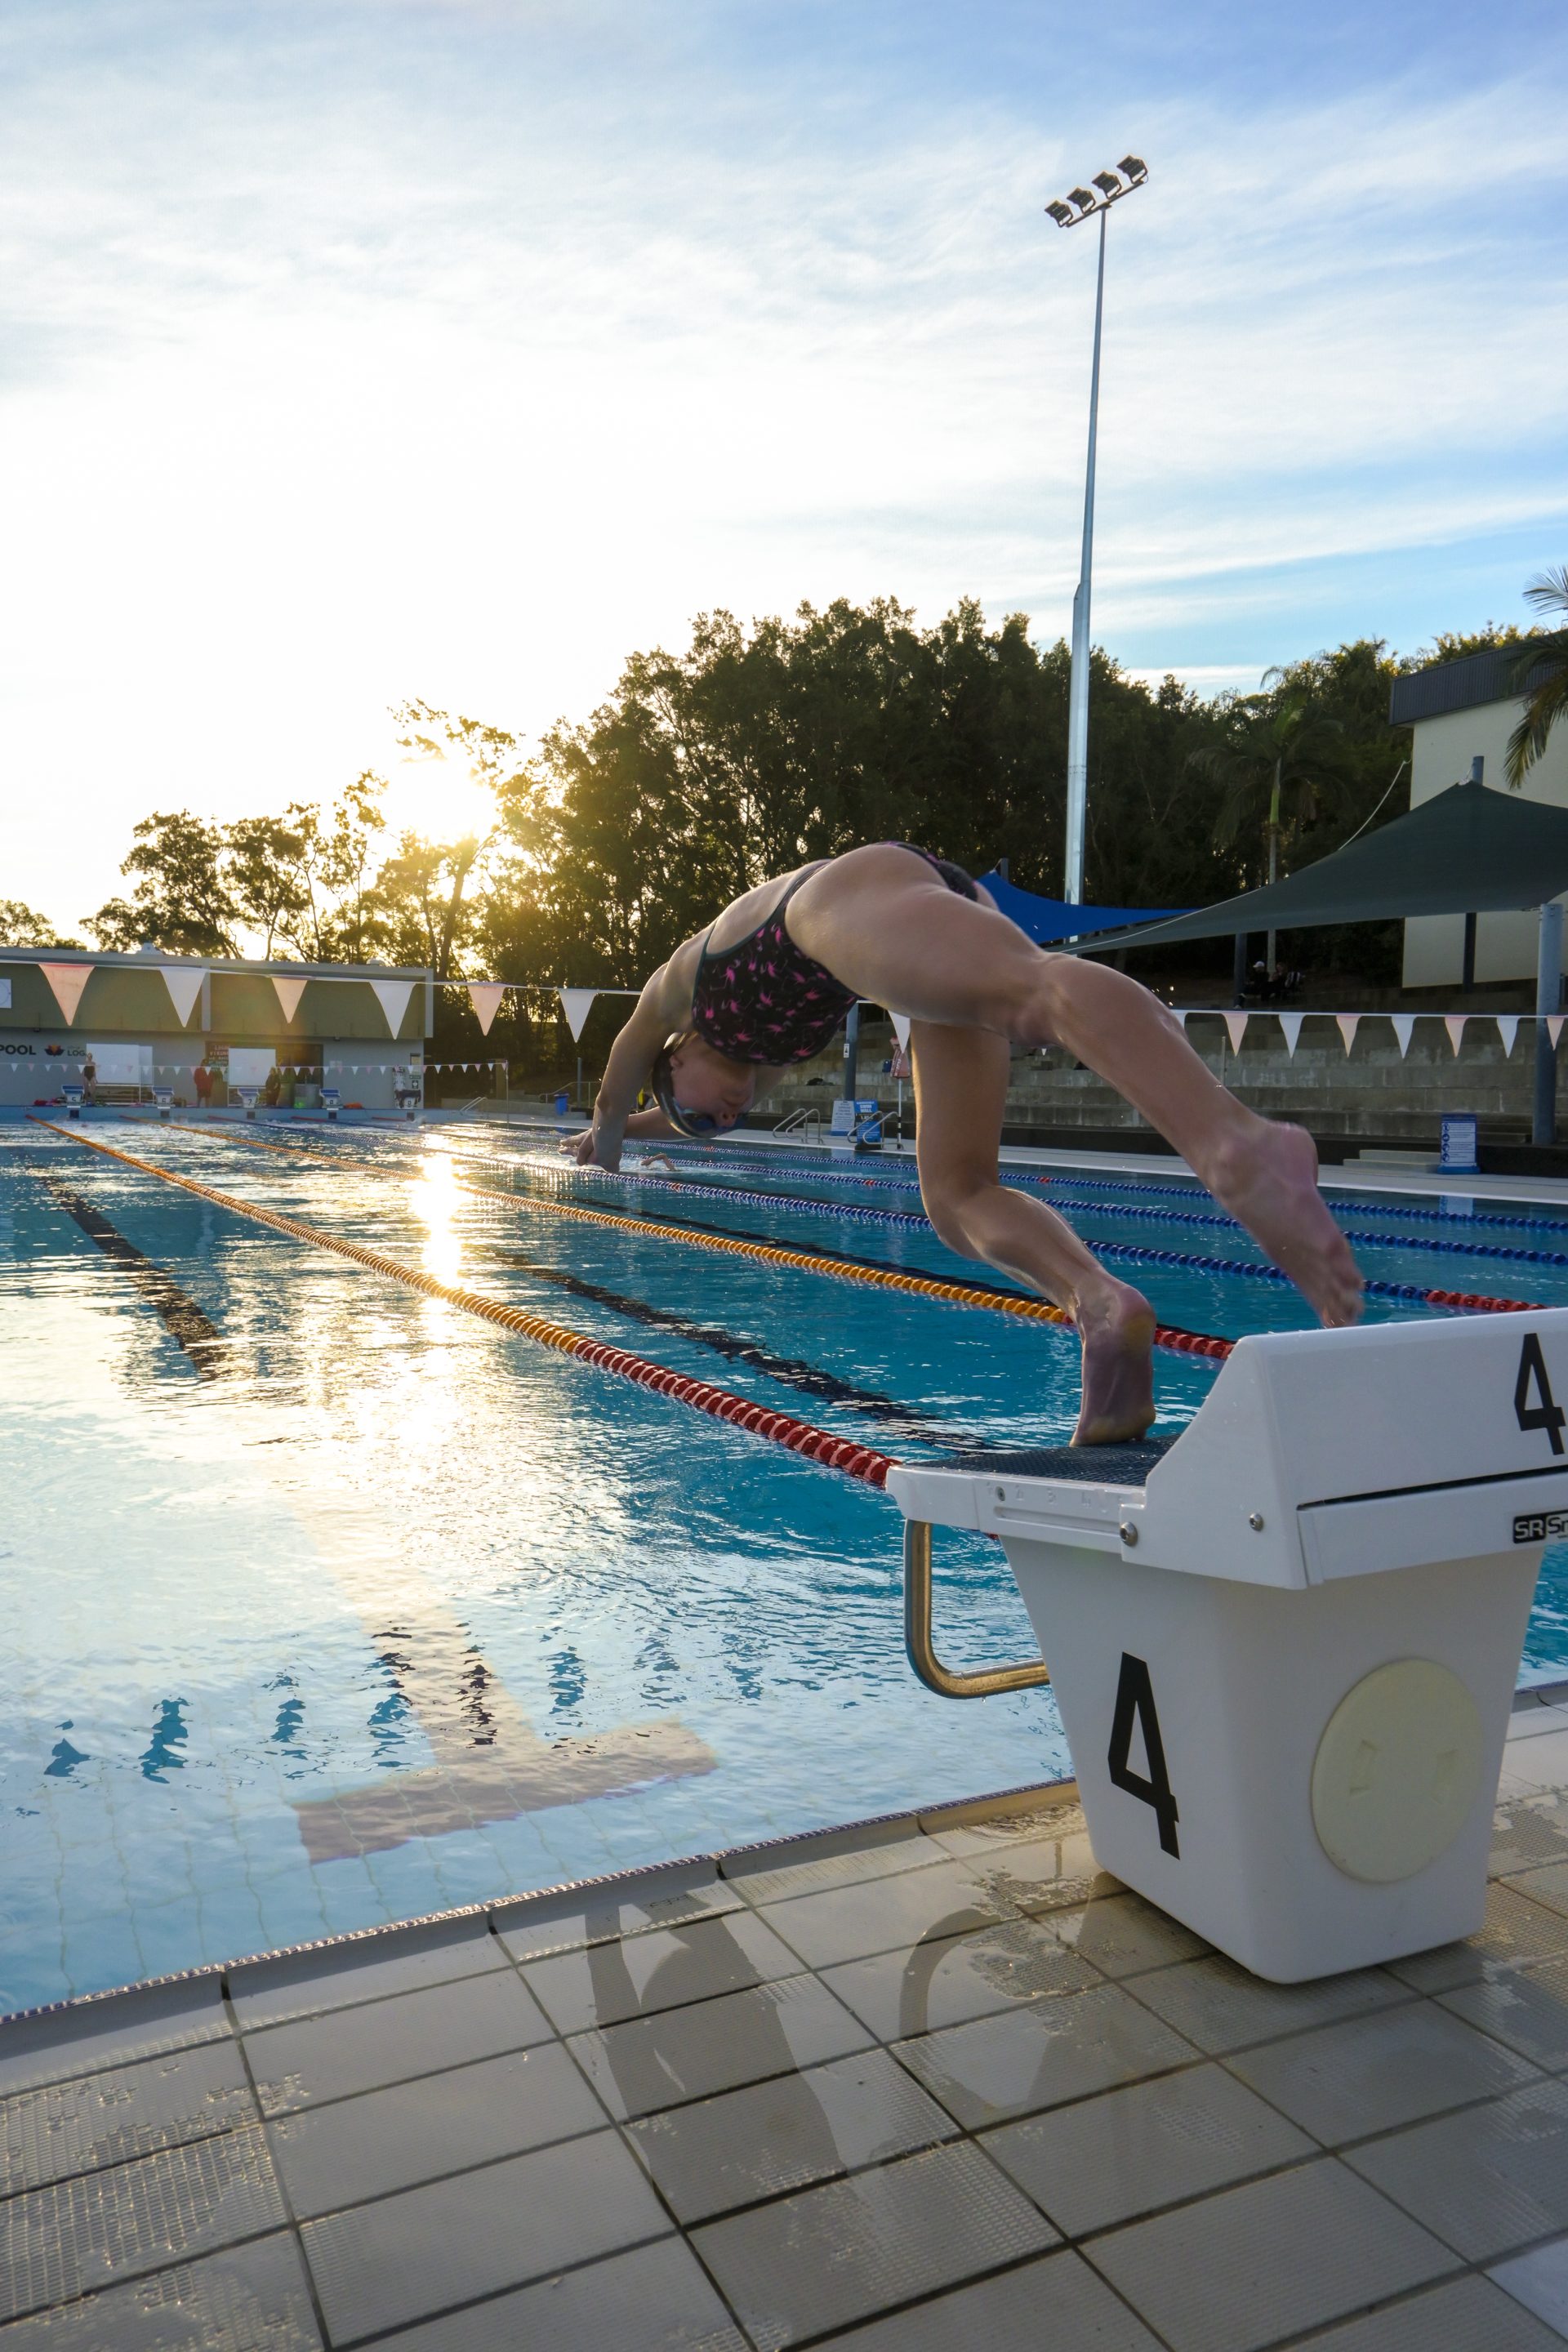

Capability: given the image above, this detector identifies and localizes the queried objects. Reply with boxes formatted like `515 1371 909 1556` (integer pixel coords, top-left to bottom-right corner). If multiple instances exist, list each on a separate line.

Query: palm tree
1183 687 1351 967
1505 568 1568 787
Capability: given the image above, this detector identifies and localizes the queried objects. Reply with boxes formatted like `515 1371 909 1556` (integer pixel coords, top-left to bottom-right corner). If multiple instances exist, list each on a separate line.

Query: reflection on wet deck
7 1701 1568 2348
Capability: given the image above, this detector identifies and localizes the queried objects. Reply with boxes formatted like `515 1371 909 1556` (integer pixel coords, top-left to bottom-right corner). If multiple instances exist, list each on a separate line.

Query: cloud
2 1 1566 926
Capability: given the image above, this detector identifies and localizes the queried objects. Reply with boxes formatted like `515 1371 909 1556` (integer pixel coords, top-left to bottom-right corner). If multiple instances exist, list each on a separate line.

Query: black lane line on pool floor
161 1125 1012 1448
29 1161 718 1857
480 1243 1009 1453
34 1173 232 1382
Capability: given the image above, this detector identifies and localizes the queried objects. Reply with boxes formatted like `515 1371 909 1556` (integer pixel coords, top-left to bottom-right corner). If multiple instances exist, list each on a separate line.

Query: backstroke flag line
158 966 206 1025
467 984 506 1036
370 979 416 1036
559 989 598 1041
38 964 92 1025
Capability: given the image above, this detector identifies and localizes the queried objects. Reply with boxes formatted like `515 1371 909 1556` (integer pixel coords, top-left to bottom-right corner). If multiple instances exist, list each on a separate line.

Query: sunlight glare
412 1154 465 1287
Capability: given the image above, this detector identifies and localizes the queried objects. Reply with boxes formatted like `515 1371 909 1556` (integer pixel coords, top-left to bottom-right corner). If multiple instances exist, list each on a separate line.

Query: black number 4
1516 1332 1566 1456
1107 1653 1180 1858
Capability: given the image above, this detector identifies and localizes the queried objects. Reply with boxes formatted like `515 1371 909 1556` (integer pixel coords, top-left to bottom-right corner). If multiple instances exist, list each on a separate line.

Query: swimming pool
5 1115 1568 2016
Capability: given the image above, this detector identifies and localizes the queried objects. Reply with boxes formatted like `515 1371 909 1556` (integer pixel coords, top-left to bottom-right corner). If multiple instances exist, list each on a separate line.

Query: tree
274 774 388 963
1418 621 1533 663
373 833 483 977
225 815 309 956
1183 688 1355 966
0 899 80 948
85 812 237 955
1505 567 1568 788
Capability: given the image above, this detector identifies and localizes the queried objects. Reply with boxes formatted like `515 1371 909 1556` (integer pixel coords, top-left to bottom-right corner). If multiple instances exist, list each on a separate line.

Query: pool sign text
1514 1331 1566 1456
1107 1651 1180 1858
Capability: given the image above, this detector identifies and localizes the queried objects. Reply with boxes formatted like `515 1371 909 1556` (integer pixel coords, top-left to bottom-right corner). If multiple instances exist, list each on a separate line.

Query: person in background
193 1060 214 1111
81 1053 96 1105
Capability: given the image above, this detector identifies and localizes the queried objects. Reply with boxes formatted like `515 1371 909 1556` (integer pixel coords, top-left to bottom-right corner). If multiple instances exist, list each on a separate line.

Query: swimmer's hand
563 1126 621 1171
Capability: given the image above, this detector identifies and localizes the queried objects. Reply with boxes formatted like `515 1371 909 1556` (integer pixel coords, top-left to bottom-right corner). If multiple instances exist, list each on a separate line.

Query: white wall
1403 697 1568 987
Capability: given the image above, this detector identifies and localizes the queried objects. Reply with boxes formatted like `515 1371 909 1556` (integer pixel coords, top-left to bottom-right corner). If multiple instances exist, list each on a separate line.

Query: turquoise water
3 1116 1566 2016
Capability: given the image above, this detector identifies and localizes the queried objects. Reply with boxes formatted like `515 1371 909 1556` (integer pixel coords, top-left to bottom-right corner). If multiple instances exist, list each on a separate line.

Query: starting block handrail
903 1519 1052 1699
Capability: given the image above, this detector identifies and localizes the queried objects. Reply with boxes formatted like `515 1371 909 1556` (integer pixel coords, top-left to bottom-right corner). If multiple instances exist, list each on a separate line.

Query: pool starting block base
890 1311 1568 1981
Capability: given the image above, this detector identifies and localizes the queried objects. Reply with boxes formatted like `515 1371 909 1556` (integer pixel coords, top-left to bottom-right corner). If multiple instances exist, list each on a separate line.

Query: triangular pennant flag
558 988 597 1041
369 978 415 1036
889 1012 911 1050
1444 1015 1467 1055
1550 1016 1566 1052
1390 1014 1416 1058
1278 1012 1304 1058
468 982 506 1036
1335 1013 1361 1054
38 964 92 1024
272 974 308 1023
1496 1015 1521 1057
158 966 205 1025
1223 1012 1247 1054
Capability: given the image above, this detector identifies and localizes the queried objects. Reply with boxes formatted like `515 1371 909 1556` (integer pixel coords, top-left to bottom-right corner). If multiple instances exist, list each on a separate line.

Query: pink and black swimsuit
689 843 978 1065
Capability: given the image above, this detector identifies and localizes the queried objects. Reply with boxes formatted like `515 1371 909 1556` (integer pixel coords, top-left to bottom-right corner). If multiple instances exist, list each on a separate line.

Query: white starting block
890 1311 1568 1981
154 1085 173 1121
321 1087 342 1123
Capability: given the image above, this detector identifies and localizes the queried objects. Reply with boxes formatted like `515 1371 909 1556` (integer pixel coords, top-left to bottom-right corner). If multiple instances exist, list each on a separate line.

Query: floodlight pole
1047 156 1147 906
1064 203 1107 908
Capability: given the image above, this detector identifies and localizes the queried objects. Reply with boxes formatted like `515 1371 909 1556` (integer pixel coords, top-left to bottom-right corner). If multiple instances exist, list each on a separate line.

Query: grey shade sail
1076 783 1568 952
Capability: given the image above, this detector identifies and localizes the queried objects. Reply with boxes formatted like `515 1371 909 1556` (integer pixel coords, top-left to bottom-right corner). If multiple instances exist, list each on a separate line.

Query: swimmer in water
566 842 1364 1444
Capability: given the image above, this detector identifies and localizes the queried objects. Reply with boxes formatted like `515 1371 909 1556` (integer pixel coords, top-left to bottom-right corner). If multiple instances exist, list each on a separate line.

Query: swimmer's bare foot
1206 1117 1364 1327
1073 1278 1157 1446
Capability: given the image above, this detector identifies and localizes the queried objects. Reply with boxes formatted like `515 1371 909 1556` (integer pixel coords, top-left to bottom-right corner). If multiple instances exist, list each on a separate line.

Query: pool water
4 1117 1567 2016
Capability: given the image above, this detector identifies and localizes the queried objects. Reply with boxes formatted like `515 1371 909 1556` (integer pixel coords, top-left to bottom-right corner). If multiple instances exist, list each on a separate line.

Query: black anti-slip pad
926 1435 1179 1486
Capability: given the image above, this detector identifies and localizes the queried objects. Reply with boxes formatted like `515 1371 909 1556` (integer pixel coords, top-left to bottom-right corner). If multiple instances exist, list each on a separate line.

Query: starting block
890 1311 1568 1981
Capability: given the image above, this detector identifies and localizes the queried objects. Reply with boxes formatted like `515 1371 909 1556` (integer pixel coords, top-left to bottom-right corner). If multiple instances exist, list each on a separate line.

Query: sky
5 0 1568 935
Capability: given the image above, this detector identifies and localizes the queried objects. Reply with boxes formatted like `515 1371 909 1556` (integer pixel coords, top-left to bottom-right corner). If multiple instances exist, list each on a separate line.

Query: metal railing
773 1105 826 1143
903 1520 1051 1699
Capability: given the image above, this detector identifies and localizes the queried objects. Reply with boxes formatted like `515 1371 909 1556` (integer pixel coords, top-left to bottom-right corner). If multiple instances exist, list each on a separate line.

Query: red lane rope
32 1121 896 1489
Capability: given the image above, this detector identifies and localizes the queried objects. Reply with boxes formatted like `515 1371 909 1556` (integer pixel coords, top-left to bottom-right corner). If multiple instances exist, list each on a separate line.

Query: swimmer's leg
912 1022 1155 1446
793 846 1363 1331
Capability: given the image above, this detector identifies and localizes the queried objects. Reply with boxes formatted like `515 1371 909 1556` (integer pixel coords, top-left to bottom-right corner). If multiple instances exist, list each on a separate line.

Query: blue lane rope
498 1153 1535 1313
640 1150 1568 1266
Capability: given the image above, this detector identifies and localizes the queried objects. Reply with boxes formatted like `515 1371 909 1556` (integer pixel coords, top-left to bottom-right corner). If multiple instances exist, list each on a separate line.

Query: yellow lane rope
151 1119 1085 1333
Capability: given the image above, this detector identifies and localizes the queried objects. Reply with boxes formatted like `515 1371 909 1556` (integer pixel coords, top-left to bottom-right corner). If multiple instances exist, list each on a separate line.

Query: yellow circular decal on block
1311 1659 1483 1884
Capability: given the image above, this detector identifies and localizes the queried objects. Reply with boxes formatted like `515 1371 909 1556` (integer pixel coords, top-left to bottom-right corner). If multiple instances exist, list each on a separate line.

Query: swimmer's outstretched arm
564 972 675 1169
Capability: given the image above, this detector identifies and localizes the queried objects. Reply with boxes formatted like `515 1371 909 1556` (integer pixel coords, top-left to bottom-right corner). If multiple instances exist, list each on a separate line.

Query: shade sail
978 871 1189 943
1083 783 1568 952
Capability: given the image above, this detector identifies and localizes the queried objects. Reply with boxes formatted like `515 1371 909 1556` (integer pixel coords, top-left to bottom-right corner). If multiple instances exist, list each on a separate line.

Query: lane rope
154 1120 1240 1360
482 1153 1543 1319
640 1147 1568 1266
32 1122 896 1487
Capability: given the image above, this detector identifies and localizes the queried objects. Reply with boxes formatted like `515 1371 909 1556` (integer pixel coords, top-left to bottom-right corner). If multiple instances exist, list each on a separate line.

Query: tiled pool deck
7 1699 1568 2349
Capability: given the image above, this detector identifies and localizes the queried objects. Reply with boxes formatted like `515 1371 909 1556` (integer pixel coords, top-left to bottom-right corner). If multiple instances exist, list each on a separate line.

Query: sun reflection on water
412 1152 464 1287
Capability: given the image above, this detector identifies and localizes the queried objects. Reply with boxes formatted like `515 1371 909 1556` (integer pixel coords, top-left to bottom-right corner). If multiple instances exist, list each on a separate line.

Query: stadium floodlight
1042 156 1151 906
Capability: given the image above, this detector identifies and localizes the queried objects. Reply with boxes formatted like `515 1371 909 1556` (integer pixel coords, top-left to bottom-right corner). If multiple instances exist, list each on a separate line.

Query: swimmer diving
565 840 1365 1443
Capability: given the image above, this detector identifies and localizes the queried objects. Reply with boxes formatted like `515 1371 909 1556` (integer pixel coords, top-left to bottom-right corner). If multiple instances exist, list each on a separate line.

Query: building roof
1086 781 1568 951
1388 644 1553 727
